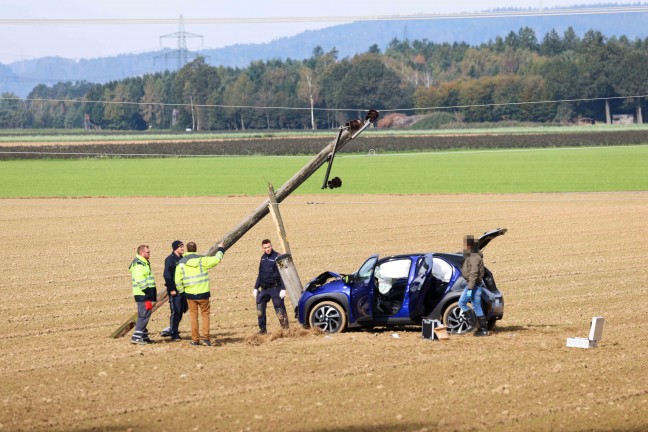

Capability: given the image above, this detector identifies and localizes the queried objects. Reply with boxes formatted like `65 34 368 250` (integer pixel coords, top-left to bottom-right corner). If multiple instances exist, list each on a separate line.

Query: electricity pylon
156 14 203 70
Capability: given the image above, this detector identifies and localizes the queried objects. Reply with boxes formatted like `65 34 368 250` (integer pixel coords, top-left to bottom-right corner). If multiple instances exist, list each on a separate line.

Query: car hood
478 228 507 250
304 271 345 292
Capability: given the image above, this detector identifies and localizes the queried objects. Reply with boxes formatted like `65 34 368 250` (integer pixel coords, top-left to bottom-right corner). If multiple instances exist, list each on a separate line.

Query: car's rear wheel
442 301 474 334
308 301 347 334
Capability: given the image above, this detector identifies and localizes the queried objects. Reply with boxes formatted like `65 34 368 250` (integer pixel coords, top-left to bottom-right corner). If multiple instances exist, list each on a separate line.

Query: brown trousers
187 299 210 342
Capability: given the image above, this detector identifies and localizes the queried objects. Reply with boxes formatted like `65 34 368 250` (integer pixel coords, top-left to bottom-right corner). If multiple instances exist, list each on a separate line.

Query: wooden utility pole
204 111 378 257
111 291 169 338
267 182 303 311
267 183 291 255
111 110 378 338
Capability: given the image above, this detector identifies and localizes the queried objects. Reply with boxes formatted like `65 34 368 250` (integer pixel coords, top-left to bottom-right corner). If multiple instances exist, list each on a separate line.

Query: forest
1 26 647 131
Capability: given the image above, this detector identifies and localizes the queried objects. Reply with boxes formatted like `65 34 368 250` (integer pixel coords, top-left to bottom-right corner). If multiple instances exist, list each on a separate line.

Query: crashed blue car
297 228 506 334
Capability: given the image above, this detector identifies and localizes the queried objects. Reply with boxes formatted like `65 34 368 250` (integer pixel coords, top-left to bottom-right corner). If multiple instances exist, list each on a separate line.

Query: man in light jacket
175 241 225 346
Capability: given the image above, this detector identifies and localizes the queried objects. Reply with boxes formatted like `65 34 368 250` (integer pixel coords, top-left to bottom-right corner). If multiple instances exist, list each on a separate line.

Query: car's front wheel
308 301 347 334
442 301 474 334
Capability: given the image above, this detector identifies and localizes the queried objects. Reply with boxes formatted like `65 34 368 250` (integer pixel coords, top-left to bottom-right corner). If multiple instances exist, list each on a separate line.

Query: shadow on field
357 326 422 335
495 323 563 333
492 325 531 333
310 423 428 432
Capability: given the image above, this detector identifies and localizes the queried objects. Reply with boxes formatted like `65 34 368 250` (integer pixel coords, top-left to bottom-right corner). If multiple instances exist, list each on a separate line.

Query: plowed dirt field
1 193 647 432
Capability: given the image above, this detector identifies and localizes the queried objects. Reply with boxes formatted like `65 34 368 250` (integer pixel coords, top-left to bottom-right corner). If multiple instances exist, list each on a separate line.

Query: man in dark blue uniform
161 240 185 341
253 239 289 334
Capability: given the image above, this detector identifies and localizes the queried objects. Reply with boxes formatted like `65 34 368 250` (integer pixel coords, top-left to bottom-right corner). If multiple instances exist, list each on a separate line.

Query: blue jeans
459 283 485 318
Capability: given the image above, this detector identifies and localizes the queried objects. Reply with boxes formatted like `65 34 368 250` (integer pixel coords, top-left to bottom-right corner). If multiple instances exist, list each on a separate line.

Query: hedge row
2 130 648 160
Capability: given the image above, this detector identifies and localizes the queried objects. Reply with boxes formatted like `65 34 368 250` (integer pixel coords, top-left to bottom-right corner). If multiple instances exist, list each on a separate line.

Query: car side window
356 256 378 284
415 255 432 279
432 258 453 283
375 259 411 295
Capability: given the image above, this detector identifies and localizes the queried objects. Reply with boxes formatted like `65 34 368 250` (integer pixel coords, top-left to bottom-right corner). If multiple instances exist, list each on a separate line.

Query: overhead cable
2 94 648 114
2 6 648 25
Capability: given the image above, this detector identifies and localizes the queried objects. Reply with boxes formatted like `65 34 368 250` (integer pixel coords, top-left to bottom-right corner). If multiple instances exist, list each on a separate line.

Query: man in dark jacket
459 235 489 336
253 239 289 334
161 240 185 341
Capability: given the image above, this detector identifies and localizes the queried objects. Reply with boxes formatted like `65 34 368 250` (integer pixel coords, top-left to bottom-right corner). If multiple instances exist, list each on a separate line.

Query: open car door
350 255 378 323
408 254 437 321
478 228 507 250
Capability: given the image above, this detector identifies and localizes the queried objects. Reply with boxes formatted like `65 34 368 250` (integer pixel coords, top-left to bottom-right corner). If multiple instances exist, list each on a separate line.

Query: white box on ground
566 316 604 349
566 337 597 348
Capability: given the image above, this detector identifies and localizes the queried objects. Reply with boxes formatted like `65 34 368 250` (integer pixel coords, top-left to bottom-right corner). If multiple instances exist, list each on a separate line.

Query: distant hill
2 5 648 98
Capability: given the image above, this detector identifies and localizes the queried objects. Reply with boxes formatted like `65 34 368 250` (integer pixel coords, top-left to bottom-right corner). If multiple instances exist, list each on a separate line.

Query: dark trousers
168 293 185 337
256 286 288 331
133 302 151 341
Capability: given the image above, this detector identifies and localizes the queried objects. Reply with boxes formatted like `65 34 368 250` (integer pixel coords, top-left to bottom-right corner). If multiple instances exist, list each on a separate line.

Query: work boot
189 341 201 346
258 328 267 335
202 339 212 347
474 316 489 337
130 338 146 345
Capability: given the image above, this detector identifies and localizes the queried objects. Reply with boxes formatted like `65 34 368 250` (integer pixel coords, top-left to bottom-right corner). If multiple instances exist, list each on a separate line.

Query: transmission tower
156 15 204 69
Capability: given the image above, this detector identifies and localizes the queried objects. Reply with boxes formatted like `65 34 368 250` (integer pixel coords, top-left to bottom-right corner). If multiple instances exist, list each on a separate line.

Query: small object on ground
566 316 604 349
422 319 449 341
391 333 400 339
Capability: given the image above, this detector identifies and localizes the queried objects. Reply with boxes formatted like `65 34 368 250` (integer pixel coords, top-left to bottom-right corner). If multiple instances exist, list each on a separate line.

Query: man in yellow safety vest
129 244 157 344
175 241 225 346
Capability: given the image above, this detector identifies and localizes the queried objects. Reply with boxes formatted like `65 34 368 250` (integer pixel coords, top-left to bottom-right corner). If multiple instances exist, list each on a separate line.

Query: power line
1 94 647 114
2 6 648 25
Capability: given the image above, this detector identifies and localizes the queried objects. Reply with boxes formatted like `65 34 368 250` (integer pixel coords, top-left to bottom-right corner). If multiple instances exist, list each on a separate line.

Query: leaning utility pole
204 110 379 257
111 110 378 338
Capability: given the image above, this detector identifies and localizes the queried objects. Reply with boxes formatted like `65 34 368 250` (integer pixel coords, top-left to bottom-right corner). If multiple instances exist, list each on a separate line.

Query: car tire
441 301 473 335
308 301 347 334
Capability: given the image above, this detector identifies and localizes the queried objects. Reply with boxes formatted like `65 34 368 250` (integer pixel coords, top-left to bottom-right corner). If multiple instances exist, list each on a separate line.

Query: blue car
297 228 506 334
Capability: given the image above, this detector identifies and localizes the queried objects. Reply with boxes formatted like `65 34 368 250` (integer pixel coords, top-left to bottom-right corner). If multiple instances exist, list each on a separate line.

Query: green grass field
1 145 646 197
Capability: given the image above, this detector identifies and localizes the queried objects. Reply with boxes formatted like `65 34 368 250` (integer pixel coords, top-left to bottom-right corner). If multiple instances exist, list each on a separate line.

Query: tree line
1 26 648 130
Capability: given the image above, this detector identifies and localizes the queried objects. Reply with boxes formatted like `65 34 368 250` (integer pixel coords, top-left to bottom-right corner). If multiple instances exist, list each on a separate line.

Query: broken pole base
110 292 169 338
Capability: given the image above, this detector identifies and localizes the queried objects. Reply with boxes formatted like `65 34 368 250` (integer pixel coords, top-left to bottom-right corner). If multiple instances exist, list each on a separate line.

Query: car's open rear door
477 228 507 250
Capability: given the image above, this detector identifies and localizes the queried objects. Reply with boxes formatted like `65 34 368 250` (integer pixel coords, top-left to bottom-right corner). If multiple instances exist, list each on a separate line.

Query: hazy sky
0 0 635 64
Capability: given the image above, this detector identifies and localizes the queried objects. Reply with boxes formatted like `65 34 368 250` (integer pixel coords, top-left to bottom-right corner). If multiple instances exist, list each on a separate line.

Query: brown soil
1 193 647 432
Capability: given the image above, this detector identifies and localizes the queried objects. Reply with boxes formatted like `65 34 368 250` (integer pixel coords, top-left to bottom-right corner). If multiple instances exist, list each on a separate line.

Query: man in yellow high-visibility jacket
129 244 157 344
175 241 225 346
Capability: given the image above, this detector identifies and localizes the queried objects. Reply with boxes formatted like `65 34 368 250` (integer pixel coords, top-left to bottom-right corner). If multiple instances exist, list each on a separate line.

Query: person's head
261 239 273 254
186 242 197 253
171 240 184 256
463 235 475 254
137 244 150 260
